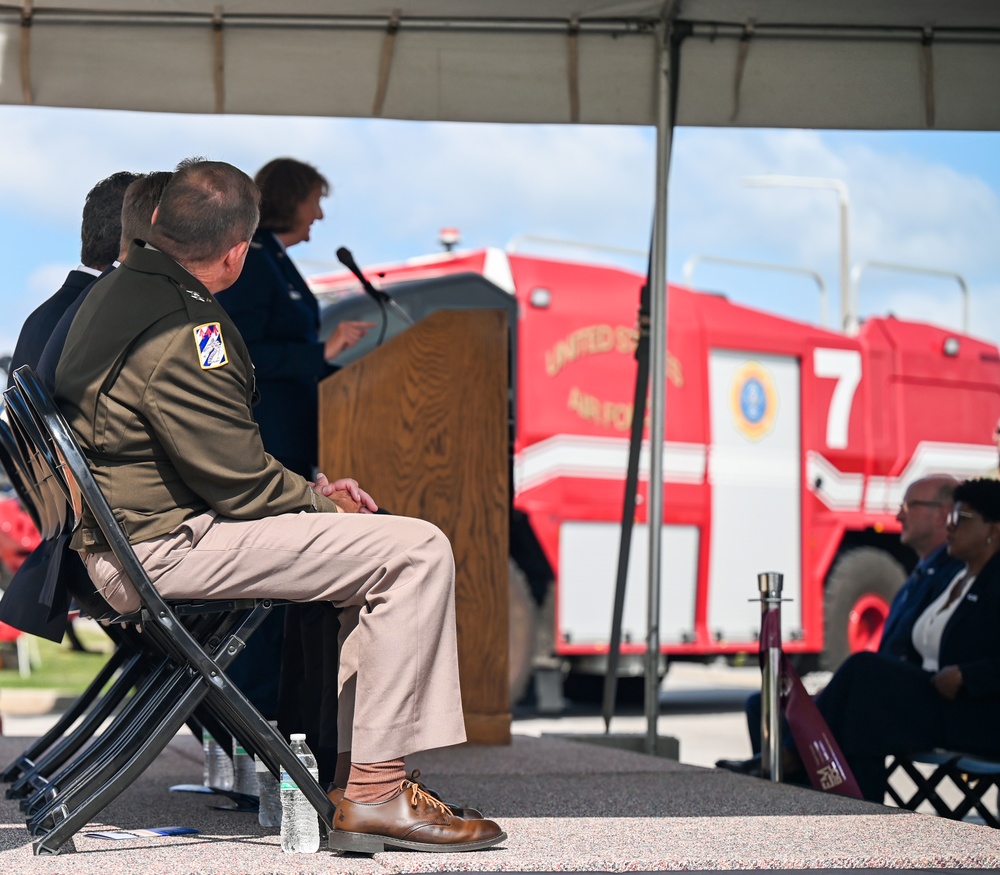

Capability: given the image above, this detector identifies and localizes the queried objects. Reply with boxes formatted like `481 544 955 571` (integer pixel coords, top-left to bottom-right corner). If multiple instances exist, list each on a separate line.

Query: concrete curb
0 688 76 716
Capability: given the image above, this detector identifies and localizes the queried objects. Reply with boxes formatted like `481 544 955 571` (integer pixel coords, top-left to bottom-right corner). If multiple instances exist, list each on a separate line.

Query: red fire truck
0 493 42 650
311 246 1000 702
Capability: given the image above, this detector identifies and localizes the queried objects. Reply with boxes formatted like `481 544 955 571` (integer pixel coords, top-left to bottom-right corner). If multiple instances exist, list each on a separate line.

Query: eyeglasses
947 508 978 528
898 500 941 514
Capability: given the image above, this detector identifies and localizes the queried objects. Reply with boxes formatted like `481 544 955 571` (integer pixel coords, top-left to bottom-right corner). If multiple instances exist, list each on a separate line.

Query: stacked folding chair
0 365 334 855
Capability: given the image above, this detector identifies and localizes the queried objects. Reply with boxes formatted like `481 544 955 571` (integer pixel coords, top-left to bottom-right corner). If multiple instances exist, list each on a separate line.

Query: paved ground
4 732 1000 873
3 662 1000 872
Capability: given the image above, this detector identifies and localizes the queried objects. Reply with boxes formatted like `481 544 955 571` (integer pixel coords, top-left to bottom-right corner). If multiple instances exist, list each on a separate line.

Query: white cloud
1 107 999 347
666 128 1000 340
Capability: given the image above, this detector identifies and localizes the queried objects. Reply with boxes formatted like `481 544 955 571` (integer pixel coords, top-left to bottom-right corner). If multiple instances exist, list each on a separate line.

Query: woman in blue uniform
217 158 371 785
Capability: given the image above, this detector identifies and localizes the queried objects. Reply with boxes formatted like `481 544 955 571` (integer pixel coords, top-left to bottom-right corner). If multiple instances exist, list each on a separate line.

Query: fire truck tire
821 547 906 672
508 558 537 706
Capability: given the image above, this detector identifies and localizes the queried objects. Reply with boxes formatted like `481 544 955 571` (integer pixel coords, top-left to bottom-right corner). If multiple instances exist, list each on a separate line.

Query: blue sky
1 105 998 354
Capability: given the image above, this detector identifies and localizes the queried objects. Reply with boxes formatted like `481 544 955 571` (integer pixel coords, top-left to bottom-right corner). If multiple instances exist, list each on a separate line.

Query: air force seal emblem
194 322 229 369
730 360 778 441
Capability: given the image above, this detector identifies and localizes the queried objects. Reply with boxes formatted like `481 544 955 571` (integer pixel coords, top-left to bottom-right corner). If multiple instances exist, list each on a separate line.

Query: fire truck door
707 351 802 643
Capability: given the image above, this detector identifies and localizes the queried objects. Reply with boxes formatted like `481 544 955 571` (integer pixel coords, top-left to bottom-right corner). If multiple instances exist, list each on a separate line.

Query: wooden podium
318 310 511 744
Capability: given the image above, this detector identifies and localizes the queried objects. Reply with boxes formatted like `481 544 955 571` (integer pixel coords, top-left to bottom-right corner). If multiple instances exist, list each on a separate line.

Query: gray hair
147 160 260 265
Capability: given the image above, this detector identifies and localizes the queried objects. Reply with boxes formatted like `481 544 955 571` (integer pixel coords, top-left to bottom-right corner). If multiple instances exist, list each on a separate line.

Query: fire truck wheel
509 558 538 706
821 547 906 672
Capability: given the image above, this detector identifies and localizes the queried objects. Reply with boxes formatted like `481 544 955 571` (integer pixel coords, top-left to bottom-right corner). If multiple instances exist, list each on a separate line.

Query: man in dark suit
8 172 140 391
0 171 142 642
36 172 173 391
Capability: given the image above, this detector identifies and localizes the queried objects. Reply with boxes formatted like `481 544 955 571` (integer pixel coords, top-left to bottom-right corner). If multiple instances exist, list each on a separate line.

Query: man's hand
310 473 378 513
931 665 964 700
324 321 376 360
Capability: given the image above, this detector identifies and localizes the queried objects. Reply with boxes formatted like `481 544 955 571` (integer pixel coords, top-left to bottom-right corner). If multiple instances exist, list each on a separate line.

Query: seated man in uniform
53 159 505 854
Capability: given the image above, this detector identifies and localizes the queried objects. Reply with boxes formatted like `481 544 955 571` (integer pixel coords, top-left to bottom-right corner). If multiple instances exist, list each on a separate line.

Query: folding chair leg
33 680 212 856
28 605 286 853
7 651 145 799
3 647 128 787
22 659 176 820
950 773 1000 827
28 661 203 836
21 613 226 817
891 756 957 817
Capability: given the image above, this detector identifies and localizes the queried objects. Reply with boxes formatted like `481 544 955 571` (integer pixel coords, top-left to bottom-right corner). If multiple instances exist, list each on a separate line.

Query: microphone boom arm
336 246 414 326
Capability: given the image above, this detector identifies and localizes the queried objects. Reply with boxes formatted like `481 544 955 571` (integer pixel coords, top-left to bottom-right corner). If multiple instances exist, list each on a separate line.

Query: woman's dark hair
953 478 1000 523
255 158 329 233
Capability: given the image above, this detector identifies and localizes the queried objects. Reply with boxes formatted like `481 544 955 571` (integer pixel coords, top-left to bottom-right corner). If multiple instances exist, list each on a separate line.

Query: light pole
743 175 854 334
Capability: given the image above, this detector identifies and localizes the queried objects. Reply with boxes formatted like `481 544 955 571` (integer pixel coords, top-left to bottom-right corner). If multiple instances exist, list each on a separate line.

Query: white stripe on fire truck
807 443 997 514
515 435 996 512
513 435 706 495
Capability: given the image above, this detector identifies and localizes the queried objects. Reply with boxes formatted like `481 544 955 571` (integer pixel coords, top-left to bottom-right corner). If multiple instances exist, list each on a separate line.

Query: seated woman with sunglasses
782 477 1000 802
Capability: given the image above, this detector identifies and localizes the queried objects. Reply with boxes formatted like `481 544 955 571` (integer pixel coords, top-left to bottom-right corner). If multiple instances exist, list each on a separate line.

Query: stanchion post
758 571 784 783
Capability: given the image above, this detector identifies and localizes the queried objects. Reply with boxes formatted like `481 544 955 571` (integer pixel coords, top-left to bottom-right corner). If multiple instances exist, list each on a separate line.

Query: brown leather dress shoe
329 780 506 853
327 770 484 820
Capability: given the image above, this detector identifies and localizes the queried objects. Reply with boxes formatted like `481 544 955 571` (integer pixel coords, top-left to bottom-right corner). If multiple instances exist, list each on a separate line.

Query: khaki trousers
83 510 466 763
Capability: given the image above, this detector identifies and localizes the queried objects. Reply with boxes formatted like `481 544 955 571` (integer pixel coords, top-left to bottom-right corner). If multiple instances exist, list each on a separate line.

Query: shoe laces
401 778 450 816
406 769 445 801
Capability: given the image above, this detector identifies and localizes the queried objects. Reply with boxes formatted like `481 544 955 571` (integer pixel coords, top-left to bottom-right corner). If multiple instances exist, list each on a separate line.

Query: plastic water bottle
202 728 234 790
256 755 282 827
280 733 320 853
232 736 259 796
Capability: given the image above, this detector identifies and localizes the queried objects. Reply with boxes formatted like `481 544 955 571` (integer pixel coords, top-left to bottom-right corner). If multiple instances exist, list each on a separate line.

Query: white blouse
911 569 975 672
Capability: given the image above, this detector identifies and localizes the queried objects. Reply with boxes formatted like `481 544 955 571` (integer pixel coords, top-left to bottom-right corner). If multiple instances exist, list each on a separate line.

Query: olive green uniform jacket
54 242 337 550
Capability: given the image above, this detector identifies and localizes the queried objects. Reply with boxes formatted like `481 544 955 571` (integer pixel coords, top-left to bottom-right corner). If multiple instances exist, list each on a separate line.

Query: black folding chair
885 749 962 817
0 393 156 804
949 755 1000 827
2 365 334 855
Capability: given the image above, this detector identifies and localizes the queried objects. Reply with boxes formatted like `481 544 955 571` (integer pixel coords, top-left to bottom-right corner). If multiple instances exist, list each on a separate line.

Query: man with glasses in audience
877 475 964 661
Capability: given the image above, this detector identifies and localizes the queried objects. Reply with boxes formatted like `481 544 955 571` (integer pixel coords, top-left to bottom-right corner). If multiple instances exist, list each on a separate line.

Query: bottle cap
290 732 306 741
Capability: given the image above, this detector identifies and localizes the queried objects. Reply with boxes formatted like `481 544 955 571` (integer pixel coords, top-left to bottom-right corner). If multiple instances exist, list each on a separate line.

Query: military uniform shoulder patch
193 322 229 369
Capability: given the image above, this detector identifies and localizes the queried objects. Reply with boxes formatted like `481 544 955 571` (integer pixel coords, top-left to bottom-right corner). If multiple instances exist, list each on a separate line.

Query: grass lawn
0 621 115 695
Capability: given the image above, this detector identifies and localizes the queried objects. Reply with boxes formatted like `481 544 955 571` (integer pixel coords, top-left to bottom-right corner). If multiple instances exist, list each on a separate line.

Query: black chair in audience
0 406 242 822
0 365 334 856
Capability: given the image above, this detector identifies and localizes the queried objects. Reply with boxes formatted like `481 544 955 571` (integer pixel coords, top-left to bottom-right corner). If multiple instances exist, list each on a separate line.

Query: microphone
336 246 413 325
336 246 388 303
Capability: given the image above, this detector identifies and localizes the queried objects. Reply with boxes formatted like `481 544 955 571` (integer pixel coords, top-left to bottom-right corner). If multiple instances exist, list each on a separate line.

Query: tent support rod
19 0 33 105
0 10 655 35
687 22 1000 44
643 17 675 757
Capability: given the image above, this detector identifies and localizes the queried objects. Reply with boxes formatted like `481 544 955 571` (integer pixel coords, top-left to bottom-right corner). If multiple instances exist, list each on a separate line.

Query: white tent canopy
2 1 999 130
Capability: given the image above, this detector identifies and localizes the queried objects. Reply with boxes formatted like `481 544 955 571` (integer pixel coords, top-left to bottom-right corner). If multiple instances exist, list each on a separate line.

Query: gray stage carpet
2 733 999 873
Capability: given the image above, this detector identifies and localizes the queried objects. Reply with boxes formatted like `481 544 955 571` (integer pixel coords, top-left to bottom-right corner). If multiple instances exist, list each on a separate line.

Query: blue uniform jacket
215 230 334 475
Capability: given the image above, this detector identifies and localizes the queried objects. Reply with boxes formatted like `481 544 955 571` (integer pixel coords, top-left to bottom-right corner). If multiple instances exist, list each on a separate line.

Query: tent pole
644 19 675 756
